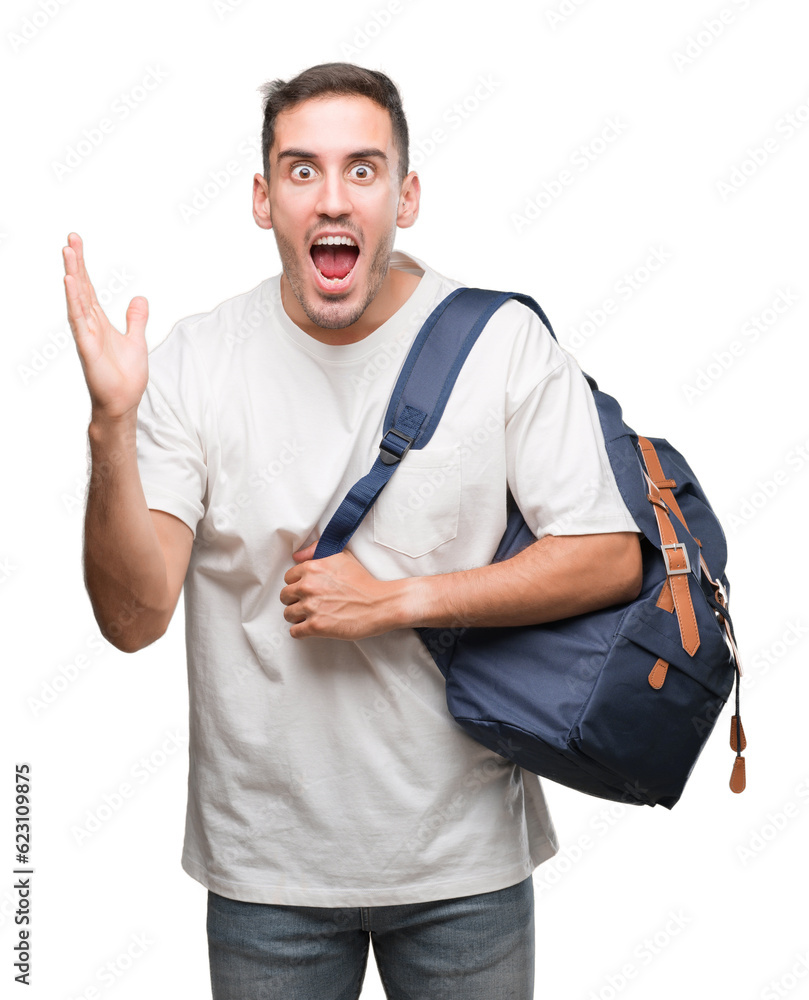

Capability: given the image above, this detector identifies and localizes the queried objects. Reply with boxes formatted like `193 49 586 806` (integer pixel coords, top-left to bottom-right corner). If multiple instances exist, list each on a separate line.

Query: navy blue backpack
314 289 746 808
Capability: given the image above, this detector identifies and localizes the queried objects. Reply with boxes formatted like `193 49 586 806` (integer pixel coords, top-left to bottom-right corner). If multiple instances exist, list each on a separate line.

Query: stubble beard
274 225 394 331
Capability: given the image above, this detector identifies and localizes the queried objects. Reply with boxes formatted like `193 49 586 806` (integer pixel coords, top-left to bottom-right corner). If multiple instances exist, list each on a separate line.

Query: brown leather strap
730 715 746 752
638 436 732 626
642 471 701 656
648 658 669 689
638 437 692 536
697 558 745 678
656 579 675 613
730 755 746 793
637 436 747 793
636 437 748 793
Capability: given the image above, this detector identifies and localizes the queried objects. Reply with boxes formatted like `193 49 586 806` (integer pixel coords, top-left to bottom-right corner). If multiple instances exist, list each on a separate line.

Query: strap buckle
379 427 415 465
661 541 691 576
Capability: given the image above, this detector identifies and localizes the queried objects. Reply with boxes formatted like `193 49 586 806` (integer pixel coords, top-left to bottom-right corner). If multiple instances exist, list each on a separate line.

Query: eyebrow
276 147 389 165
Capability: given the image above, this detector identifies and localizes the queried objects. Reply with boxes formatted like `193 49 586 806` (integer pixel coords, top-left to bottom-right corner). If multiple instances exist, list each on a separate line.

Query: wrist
382 575 433 630
88 409 137 444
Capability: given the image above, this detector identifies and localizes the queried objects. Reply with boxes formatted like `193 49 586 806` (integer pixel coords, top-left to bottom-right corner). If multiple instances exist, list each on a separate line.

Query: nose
315 169 353 219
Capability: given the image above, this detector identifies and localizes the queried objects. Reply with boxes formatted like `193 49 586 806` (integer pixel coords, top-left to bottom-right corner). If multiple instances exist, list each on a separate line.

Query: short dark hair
258 62 410 185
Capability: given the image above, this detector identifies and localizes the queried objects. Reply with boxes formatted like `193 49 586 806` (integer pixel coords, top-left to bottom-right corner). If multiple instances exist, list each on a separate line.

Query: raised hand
63 232 149 422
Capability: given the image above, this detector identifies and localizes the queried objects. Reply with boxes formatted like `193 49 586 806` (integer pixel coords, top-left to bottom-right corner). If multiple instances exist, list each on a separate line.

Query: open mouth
309 235 360 291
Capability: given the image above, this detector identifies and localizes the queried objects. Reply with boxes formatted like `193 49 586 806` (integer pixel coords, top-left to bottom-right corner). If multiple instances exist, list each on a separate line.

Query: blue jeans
206 874 535 999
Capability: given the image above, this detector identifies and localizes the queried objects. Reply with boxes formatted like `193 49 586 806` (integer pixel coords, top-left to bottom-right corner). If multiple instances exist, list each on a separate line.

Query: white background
3 0 807 997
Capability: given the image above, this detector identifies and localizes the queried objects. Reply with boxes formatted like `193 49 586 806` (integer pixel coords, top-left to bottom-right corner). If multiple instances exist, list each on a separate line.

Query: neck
281 266 422 346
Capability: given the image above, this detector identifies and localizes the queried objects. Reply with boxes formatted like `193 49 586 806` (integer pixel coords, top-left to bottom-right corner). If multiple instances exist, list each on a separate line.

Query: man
64 62 642 1000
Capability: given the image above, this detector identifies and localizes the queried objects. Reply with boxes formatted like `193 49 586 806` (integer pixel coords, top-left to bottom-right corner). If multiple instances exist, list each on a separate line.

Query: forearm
83 413 170 652
390 531 643 630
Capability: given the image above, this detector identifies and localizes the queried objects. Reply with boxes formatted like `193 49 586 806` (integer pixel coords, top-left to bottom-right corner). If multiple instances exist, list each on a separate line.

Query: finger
292 542 316 562
289 616 313 638
62 243 80 291
284 605 305 625
279 580 300 604
63 242 94 322
63 272 91 342
124 295 149 344
68 232 102 313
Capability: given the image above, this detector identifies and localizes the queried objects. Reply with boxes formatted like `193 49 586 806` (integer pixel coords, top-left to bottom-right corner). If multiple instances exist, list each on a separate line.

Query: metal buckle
379 428 414 466
661 542 691 576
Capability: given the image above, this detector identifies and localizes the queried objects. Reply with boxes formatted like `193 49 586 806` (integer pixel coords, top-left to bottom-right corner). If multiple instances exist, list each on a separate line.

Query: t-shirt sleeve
136 326 208 538
504 312 641 540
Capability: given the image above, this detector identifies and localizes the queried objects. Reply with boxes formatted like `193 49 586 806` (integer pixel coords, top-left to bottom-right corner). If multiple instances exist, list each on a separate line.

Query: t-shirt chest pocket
372 444 462 558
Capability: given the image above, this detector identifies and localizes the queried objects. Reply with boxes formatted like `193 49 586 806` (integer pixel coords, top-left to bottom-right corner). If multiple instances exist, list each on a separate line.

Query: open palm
63 232 149 421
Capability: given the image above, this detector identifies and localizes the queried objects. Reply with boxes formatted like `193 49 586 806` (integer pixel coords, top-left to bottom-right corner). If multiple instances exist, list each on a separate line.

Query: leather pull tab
730 715 746 752
730 755 746 793
648 658 669 689
656 580 675 613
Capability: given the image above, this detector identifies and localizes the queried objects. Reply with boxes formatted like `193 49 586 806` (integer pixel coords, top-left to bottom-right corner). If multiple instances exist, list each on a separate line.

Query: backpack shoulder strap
314 287 550 558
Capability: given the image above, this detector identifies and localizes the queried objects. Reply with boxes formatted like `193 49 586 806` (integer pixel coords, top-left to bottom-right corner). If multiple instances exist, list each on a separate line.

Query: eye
349 162 375 180
290 163 316 180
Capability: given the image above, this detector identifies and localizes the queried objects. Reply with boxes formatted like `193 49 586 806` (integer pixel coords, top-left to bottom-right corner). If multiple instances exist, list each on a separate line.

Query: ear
396 171 420 230
252 172 272 231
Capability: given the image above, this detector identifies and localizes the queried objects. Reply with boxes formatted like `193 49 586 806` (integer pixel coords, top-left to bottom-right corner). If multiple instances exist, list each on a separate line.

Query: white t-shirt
135 249 640 907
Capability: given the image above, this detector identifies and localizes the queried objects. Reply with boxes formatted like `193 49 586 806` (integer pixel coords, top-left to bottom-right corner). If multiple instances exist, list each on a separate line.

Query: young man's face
253 94 419 332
